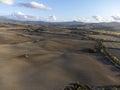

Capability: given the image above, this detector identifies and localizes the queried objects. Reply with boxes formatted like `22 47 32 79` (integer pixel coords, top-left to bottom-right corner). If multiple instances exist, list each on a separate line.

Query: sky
0 0 120 22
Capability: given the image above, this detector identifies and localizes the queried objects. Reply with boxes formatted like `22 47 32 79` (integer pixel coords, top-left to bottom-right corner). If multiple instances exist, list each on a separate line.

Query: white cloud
7 11 41 21
0 0 13 5
48 15 57 21
111 15 120 21
92 16 106 22
74 17 90 22
18 1 52 10
92 16 113 22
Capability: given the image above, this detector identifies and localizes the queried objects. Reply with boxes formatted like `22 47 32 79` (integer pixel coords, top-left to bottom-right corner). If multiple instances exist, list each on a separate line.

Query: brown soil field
109 49 120 59
0 23 119 90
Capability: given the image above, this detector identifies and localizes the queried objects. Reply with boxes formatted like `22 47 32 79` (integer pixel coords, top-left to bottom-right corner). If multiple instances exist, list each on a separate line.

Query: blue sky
0 0 120 22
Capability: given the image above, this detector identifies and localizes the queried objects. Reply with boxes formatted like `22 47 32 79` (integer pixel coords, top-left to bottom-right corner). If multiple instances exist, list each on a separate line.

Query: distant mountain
1 15 120 27
91 22 120 27
0 16 8 21
23 21 85 26
53 21 85 26
0 13 85 26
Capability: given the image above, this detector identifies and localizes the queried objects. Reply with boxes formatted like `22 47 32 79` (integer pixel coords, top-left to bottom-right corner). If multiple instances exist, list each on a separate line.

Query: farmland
0 20 119 90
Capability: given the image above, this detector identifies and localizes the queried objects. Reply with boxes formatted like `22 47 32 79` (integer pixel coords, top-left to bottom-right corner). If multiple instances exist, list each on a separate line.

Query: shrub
88 48 97 53
64 82 93 90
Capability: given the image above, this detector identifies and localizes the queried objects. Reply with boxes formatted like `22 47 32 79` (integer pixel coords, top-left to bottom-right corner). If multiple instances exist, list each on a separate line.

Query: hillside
0 21 119 90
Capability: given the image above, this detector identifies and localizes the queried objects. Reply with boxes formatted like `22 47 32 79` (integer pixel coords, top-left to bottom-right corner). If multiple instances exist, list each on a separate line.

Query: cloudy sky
0 0 120 22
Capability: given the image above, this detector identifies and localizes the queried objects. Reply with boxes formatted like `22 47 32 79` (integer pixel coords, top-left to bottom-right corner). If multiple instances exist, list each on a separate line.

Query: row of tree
89 40 120 66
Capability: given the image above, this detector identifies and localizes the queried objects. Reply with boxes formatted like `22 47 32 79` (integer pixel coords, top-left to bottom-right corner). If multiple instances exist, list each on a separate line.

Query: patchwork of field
102 42 120 59
0 21 119 90
103 42 120 49
88 35 120 42
92 30 120 36
87 29 120 68
108 49 120 59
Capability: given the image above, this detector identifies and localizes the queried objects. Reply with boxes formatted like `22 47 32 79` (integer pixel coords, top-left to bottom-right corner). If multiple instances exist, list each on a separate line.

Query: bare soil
0 23 119 90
